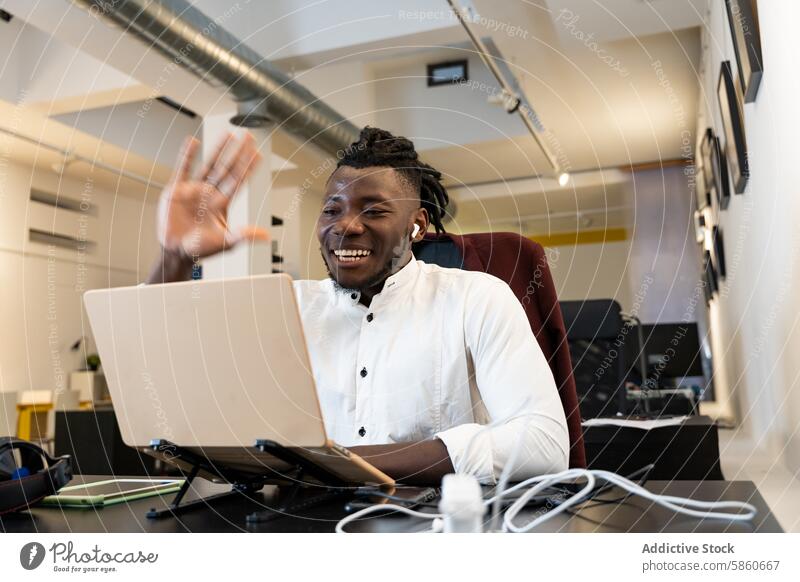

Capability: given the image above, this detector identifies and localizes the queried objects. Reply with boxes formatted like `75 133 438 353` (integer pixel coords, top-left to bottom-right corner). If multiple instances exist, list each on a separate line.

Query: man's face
317 166 426 291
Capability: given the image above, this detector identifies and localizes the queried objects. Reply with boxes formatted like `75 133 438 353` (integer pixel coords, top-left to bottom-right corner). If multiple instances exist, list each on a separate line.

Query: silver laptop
83 274 392 488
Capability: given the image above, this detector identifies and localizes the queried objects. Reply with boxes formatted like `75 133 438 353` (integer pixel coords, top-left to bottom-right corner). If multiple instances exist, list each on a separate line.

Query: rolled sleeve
435 423 496 484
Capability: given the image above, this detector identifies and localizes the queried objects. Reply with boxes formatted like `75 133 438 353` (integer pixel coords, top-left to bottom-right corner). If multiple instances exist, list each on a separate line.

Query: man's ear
411 207 429 242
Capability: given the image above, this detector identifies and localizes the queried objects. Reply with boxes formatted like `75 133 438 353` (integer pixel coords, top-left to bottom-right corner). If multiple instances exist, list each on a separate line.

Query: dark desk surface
0 475 783 533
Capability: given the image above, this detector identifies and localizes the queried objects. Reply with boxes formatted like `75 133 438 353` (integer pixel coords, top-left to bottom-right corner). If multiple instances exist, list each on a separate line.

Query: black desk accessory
0 437 73 515
144 439 360 522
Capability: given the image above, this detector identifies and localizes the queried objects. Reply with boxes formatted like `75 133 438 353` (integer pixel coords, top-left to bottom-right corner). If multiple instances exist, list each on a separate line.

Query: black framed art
427 60 468 87
696 129 714 210
698 128 714 204
694 162 712 210
725 0 763 103
703 250 716 303
707 132 731 210
712 226 727 280
717 61 749 194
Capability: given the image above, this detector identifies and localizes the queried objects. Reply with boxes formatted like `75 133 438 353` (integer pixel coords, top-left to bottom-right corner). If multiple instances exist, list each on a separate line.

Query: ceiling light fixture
447 0 567 181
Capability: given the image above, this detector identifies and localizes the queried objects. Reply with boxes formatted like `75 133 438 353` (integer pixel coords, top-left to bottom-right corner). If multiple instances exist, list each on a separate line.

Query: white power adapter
438 474 485 533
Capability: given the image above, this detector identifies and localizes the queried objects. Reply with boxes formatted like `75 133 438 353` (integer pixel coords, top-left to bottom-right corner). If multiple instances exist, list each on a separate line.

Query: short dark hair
336 126 450 233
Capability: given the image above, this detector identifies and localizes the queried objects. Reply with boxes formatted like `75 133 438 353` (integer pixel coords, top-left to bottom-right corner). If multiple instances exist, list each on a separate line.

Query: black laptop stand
144 439 360 522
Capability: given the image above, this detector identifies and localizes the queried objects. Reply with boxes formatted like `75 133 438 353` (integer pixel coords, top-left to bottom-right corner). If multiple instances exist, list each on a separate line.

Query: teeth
333 249 371 258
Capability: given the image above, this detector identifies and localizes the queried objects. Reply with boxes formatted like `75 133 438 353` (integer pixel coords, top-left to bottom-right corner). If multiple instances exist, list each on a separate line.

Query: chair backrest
18 390 53 406
413 232 587 468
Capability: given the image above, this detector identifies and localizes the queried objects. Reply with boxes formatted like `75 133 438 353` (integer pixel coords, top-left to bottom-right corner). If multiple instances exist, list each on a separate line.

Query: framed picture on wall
717 61 749 194
703 250 716 303
700 128 731 209
725 0 763 103
712 226 727 280
698 128 714 202
695 129 714 210
694 163 712 210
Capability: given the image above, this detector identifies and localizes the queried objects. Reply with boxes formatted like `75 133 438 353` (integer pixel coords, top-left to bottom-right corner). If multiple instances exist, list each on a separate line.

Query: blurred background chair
559 299 629 419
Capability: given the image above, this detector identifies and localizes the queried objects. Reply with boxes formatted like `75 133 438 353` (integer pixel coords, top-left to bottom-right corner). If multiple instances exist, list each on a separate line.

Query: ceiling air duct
74 0 360 156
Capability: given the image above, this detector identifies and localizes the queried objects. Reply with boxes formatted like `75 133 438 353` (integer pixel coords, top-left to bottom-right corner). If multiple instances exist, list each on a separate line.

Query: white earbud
411 224 420 240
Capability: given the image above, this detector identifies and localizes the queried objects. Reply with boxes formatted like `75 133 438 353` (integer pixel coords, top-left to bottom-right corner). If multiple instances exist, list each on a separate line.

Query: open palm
157 132 268 261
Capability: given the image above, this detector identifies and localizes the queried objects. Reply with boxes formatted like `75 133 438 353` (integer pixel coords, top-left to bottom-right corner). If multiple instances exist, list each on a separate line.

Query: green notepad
41 478 185 508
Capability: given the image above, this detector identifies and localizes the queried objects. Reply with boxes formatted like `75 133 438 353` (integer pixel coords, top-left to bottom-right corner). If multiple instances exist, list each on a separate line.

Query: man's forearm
348 438 455 486
146 247 195 284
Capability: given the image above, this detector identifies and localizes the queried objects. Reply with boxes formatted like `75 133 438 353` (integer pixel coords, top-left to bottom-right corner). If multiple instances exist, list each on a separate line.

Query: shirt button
358 426 366 437
360 367 368 378
366 313 374 322
351 293 357 300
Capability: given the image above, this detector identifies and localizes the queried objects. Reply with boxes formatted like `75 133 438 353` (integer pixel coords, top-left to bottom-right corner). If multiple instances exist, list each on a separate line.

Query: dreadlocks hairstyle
336 126 450 233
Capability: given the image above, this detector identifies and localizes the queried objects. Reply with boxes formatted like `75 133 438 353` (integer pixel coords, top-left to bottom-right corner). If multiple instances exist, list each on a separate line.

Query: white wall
270 185 327 281
446 165 699 322
627 166 704 324
16 25 139 107
698 0 800 469
295 61 377 129
54 100 202 168
0 160 158 395
0 14 22 102
373 53 525 149
546 240 633 310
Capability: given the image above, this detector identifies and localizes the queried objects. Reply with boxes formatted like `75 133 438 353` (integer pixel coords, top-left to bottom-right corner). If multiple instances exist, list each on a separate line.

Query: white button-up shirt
292 256 569 483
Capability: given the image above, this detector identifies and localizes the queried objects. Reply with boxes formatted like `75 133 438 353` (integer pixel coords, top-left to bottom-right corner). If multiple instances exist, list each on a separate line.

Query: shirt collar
337 253 420 307
382 253 420 294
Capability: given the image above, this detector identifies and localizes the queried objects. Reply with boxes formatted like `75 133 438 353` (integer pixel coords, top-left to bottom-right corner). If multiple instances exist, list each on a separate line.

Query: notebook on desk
83 274 393 489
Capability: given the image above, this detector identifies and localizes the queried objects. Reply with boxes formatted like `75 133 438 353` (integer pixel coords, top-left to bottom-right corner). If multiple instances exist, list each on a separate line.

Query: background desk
583 415 723 480
1 475 782 533
54 409 158 475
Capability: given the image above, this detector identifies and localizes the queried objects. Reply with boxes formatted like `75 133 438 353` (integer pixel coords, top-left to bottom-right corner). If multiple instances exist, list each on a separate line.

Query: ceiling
0 0 706 232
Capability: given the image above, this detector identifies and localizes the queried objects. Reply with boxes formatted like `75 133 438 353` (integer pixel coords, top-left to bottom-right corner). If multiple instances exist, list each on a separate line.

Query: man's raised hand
156 132 268 262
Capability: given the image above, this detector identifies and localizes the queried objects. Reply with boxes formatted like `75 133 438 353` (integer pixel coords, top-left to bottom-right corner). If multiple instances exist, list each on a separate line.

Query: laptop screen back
83 274 327 449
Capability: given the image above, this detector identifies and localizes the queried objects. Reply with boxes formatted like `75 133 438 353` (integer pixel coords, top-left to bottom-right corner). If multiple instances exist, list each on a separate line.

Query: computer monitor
624 322 704 383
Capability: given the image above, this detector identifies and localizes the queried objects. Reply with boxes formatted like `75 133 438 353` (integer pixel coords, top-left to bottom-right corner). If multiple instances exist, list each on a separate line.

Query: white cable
466 400 757 531
334 398 758 532
589 470 758 521
488 412 539 531
336 405 756 533
334 469 757 533
499 469 757 533
503 469 596 533
335 503 442 534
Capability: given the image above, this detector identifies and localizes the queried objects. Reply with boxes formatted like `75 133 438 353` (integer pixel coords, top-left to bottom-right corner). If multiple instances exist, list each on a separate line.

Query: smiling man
148 126 569 485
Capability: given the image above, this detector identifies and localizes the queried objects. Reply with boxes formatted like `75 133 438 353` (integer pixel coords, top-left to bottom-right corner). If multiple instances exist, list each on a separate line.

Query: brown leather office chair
413 231 587 468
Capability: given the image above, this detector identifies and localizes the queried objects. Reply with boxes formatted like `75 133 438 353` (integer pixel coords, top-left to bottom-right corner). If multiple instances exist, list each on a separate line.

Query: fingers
240 225 270 242
224 144 262 200
223 225 270 249
198 132 234 181
209 133 260 196
173 136 200 183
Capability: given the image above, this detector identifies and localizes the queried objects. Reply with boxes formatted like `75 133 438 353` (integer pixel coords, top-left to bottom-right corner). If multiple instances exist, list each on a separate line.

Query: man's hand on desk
348 439 455 486
148 133 267 283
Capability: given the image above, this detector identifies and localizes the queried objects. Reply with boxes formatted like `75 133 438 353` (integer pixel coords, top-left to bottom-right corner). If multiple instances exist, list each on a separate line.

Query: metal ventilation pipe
74 0 360 155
